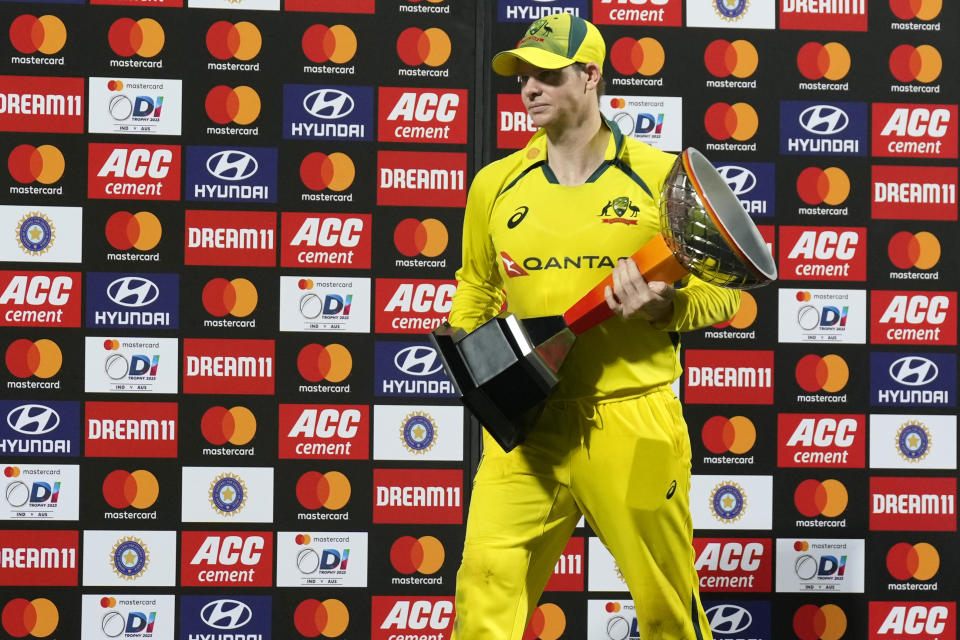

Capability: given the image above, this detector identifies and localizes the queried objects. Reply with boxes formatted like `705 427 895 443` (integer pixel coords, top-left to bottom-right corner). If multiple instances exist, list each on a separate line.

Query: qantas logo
106 277 160 307
500 251 529 277
7 404 60 435
206 150 258 181
304 89 355 119
394 346 443 376
800 105 849 135
716 166 756 196
705 604 752 634
890 356 939 386
200 599 253 630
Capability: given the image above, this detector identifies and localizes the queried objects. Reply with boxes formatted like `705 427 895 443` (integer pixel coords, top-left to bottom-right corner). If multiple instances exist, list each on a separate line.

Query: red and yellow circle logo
701 415 756 454
889 44 941 83
300 152 355 192
202 278 258 317
9 14 66 55
205 85 261 125
888 230 940 270
302 24 356 64
201 406 257 446
523 603 565 640
297 343 352 383
797 42 850 81
890 0 941 21
704 39 757 78
396 27 450 67
793 604 846 640
394 218 448 258
610 37 664 76
296 470 351 510
704 102 758 141
390 535 445 575
206 20 261 61
105 211 162 251
796 167 850 206
795 354 848 393
102 469 159 509
5 339 61 379
1 598 58 638
713 291 757 329
887 542 939 581
294 598 349 638
8 144 64 185
794 479 848 517
108 18 164 58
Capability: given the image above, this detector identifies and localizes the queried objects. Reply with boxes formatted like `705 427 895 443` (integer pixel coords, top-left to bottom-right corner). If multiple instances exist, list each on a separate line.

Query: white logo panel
778 289 866 343
0 463 79 520
276 531 368 587
775 538 865 593
279 276 371 333
181 466 274 523
691 475 773 531
600 95 682 152
587 537 628 592
869 414 957 469
373 404 463 461
81 594 175 640
88 78 182 136
82 529 177 586
84 337 178 394
686 0 775 29
0 206 83 263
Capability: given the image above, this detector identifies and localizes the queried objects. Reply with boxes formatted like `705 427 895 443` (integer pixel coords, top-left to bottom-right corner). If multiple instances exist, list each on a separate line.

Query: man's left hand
604 258 675 323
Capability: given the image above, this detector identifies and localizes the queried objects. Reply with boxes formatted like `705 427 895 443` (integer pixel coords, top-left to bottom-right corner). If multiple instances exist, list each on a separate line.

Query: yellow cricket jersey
449 120 740 400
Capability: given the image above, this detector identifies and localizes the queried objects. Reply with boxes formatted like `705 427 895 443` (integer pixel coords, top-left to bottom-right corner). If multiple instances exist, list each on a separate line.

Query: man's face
515 60 592 130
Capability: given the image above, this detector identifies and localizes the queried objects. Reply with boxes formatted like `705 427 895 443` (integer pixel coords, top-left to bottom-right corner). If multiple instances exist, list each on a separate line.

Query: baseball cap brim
491 48 574 76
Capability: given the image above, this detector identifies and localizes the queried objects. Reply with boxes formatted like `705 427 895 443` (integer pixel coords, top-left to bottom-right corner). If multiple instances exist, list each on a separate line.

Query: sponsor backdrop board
0 0 957 638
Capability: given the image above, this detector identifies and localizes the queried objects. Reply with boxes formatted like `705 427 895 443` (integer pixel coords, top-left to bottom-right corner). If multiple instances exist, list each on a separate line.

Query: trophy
430 148 778 452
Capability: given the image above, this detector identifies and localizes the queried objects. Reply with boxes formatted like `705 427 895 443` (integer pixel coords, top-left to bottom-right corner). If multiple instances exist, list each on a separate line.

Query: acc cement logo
304 89 355 119
394 345 443 376
206 150 259 181
106 276 160 307
705 604 752 634
716 165 756 196
799 105 849 135
890 356 938 386
7 404 60 435
201 599 253 630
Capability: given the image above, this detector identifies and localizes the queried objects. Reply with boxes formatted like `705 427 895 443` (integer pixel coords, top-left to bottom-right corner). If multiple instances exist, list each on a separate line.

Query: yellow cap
492 14 605 76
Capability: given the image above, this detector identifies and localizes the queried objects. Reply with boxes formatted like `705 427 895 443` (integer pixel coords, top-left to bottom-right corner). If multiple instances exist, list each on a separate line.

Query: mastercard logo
888 230 940 270
8 144 64 185
104 339 120 351
794 478 847 517
105 211 162 251
2 466 20 478
390 535 445 575
202 278 258 318
100 597 117 607
1 598 58 638
394 218 448 258
300 152 355 192
795 354 848 393
704 39 757 78
5 339 61 379
701 415 756 454
890 0 942 21
796 42 850 81
704 102 757 141
887 541 939 581
201 405 256 446
302 24 356 64
610 37 664 76
205 85 260 126
297 343 352 383
102 469 159 509
793 604 846 640
206 20 261 61
296 470 350 510
108 18 164 58
796 167 849 206
397 27 450 67
889 44 941 83
713 291 757 329
294 599 349 638
9 14 66 55
524 603 565 640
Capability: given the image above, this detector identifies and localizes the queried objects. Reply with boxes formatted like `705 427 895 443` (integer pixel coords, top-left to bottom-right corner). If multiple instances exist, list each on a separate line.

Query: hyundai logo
107 277 160 307
394 346 443 376
304 89 355 119
200 599 253 630
705 604 753 634
6 404 60 435
716 165 757 196
206 150 259 181
799 105 849 135
889 356 939 386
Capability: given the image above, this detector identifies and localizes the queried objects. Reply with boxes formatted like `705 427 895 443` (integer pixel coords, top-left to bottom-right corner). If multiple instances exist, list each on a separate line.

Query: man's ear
582 61 602 91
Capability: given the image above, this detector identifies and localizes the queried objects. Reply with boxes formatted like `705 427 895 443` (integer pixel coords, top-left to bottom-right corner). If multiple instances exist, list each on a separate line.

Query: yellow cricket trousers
452 386 712 640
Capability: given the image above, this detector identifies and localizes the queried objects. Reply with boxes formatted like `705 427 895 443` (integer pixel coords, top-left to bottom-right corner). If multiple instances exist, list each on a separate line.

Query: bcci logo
400 411 437 454
710 481 746 523
896 420 930 463
112 536 149 580
209 472 246 517
599 196 639 225
16 212 55 256
714 0 748 21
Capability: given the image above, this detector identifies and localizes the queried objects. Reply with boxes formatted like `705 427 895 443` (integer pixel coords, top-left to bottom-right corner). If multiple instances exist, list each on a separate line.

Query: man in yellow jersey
446 13 740 640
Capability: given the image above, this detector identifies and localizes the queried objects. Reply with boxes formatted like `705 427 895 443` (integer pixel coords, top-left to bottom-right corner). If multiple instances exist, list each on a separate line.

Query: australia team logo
599 196 639 225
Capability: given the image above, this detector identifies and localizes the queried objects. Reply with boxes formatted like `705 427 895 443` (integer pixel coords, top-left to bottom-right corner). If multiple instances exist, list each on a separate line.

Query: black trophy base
429 312 571 452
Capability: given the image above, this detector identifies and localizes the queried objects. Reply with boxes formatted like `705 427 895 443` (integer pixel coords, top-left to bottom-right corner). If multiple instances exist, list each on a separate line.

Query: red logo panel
778 226 867 281
872 103 958 159
591 0 681 26
544 536 584 592
684 350 774 405
286 0 374 12
85 401 178 458
88 143 181 200
0 76 83 133
869 602 956 640
181 531 273 587
377 151 466 208
183 339 275 395
0 271 80 327
375 278 456 334
870 291 957 346
278 404 369 460
185 210 276 267
373 469 462 524
497 94 536 149
280 212 371 269
371 597 455 640
693 538 771 592
872 165 957 220
870 477 956 531
378 88 467 144
777 414 865 468
779 0 867 31
0 530 78 585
